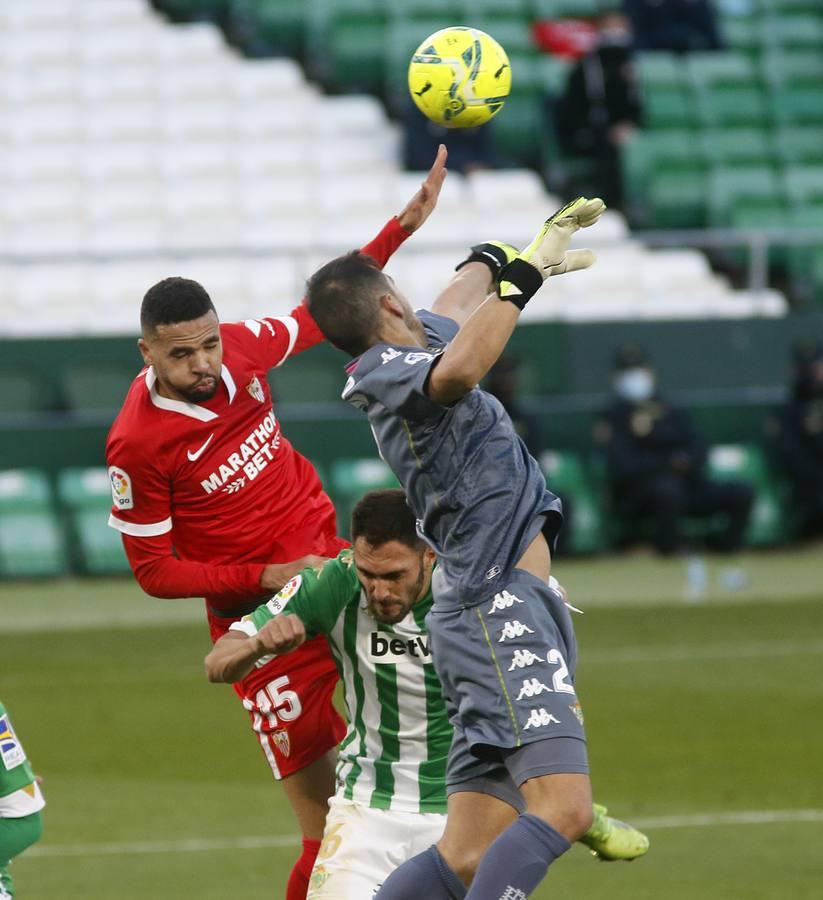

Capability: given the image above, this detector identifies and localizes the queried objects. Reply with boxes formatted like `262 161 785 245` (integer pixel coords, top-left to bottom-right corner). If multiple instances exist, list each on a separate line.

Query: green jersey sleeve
235 551 360 638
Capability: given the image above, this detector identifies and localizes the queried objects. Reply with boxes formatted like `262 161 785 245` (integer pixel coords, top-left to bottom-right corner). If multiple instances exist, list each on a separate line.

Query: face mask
615 368 654 403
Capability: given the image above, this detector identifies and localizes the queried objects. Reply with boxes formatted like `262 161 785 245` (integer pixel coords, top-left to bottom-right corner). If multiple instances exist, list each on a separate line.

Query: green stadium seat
761 51 823 88
0 372 45 414
621 129 701 218
159 0 228 22
759 0 823 11
649 167 710 228
759 15 823 51
696 86 769 128
643 87 700 129
637 52 687 88
769 86 823 126
492 93 547 167
532 0 600 17
686 52 756 89
330 458 400 537
539 450 606 554
63 366 135 412
708 165 782 227
774 127 823 165
784 166 823 207
699 128 771 166
228 0 308 56
0 469 67 577
536 54 572 96
707 444 788 546
721 18 761 56
786 204 823 300
57 468 131 575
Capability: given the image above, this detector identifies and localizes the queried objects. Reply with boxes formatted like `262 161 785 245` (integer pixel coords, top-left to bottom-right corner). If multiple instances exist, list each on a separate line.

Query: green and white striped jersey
233 551 451 813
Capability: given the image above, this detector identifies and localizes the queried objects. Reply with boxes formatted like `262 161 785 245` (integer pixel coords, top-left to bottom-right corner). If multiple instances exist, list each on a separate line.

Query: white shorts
307 794 447 899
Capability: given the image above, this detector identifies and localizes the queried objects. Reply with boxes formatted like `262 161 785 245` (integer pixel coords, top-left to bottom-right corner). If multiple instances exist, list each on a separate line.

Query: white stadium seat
86 181 163 225
80 144 159 182
84 102 162 143
0 0 790 333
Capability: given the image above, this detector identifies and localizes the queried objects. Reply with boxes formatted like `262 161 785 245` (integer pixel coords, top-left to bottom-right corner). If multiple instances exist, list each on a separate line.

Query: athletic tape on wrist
455 242 509 277
497 258 544 309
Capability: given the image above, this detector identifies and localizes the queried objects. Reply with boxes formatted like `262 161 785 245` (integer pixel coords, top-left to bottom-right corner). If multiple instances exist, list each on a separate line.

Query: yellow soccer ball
408 26 512 129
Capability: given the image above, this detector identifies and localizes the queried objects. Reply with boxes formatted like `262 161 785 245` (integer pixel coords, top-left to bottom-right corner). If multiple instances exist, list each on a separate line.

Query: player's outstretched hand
260 555 328 592
497 197 604 305
253 614 307 657
396 144 448 233
533 196 605 277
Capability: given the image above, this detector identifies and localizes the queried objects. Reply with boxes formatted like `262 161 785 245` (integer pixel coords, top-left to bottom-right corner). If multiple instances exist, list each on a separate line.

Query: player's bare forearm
205 632 264 683
427 293 521 405
395 144 447 234
205 616 307 683
431 261 496 326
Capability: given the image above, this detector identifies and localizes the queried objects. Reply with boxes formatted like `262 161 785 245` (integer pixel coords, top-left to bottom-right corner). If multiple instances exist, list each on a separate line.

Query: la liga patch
0 714 26 770
108 466 134 510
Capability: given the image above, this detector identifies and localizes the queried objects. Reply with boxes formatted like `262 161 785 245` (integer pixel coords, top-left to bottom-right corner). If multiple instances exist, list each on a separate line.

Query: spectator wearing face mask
767 341 823 538
594 344 753 555
554 8 643 210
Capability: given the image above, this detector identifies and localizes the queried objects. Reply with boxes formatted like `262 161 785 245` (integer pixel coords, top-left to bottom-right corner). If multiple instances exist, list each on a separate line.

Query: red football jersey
106 217 410 610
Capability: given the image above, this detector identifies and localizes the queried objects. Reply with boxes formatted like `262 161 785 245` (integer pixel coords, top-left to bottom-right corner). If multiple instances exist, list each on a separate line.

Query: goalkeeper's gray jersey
342 310 562 607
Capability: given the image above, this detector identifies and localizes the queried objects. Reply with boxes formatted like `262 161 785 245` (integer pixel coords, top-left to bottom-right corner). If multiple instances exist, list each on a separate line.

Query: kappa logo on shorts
271 729 291 757
488 590 523 614
498 620 535 642
516 678 552 700
523 708 561 730
500 887 528 900
508 649 544 671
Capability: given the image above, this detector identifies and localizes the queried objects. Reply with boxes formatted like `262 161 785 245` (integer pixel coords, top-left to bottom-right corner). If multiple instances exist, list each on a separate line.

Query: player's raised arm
281 146 448 357
206 614 307 683
426 197 604 405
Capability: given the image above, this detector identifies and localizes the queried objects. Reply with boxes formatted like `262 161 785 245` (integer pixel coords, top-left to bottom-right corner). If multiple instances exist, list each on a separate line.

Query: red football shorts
209 613 346 779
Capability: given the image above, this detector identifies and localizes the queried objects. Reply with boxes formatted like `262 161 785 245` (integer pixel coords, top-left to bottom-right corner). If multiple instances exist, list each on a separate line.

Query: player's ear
380 293 405 318
137 337 152 367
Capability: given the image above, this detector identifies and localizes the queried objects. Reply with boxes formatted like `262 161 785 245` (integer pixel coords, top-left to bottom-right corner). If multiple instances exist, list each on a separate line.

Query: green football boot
579 803 650 862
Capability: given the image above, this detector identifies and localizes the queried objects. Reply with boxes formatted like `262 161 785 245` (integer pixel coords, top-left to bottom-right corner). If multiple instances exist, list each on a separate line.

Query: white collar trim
144 364 237 421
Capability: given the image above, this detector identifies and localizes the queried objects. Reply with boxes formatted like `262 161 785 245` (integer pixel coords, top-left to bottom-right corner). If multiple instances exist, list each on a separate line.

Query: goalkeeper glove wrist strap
456 242 511 279
497 258 544 310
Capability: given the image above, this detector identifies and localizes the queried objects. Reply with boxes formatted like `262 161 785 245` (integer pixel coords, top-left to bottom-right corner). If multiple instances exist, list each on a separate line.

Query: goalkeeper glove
455 240 519 280
498 196 605 309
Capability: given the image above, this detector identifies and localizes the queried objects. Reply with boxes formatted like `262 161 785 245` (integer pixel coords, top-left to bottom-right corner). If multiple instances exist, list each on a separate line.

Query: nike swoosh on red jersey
187 434 215 461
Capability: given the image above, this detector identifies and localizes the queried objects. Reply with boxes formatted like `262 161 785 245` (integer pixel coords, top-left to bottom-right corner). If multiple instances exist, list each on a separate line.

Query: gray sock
375 844 467 899
465 813 571 899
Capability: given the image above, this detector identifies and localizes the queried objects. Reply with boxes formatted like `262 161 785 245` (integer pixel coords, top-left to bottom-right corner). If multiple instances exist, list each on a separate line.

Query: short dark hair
351 489 424 550
141 277 216 334
305 251 392 356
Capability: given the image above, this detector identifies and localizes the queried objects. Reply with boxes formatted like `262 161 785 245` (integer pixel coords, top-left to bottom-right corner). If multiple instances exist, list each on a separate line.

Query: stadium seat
649 167 710 228
769 85 823 126
63 366 136 411
758 14 823 51
330 458 400 536
0 469 67 577
699 129 771 166
708 166 782 227
784 166 823 207
57 468 131 574
761 51 823 88
773 127 823 165
539 450 607 555
706 444 789 546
